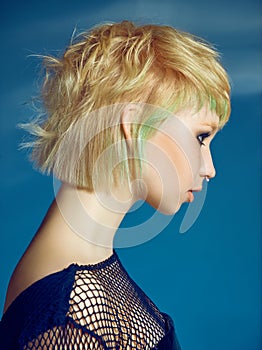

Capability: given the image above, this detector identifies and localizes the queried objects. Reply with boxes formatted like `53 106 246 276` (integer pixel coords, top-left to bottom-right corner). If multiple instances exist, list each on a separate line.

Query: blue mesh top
0 250 181 349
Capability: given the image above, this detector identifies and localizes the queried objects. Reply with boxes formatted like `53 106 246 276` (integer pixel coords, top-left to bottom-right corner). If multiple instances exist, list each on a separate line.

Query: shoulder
4 264 76 315
0 264 109 350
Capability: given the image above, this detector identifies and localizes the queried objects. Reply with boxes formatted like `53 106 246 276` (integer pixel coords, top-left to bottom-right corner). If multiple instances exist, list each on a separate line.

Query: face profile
140 105 218 215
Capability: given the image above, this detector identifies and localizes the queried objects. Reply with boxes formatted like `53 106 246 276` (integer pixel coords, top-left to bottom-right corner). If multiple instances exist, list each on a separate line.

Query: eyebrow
200 122 219 131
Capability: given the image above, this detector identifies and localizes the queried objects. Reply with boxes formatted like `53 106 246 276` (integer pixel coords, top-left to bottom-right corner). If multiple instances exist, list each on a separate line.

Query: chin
156 201 182 216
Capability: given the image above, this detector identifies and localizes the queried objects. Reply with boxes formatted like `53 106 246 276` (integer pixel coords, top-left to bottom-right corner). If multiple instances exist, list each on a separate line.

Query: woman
0 21 230 349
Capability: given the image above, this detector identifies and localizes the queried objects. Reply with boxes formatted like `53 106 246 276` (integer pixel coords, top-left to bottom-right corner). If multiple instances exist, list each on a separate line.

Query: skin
3 105 219 314
141 105 218 214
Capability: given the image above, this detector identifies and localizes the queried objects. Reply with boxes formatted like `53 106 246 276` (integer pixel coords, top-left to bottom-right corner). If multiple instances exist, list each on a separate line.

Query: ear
121 104 141 149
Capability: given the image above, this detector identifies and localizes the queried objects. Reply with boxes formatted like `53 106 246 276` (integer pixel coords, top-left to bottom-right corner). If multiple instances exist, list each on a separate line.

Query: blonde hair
20 20 231 191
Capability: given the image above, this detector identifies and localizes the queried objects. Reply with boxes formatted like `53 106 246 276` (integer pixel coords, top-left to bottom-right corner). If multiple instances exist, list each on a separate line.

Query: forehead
176 106 220 130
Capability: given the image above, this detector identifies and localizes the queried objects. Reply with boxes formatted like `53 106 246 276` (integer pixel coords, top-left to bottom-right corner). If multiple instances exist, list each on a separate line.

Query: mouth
187 188 202 202
190 188 202 192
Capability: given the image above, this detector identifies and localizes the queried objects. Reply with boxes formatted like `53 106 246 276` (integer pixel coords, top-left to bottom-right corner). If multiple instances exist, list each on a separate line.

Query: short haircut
20 20 231 191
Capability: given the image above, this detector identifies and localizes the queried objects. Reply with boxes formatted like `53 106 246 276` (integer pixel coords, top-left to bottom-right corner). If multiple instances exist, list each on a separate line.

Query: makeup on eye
197 132 211 146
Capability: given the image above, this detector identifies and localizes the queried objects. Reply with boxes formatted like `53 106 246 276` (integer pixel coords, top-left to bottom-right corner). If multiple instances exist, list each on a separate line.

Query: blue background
1 1 261 349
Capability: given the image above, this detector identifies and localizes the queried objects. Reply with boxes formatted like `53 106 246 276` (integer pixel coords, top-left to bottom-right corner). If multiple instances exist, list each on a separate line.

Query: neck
37 182 136 265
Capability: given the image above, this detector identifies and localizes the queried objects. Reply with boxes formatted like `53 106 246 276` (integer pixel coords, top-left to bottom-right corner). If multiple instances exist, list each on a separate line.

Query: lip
187 188 203 203
187 191 194 202
190 188 202 192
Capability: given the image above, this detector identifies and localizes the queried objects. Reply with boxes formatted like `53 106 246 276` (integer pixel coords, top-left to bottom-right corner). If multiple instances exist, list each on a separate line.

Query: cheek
141 135 195 214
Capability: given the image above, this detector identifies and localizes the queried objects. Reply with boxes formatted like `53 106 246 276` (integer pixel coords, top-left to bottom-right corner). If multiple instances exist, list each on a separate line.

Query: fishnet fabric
23 252 166 349
24 322 105 349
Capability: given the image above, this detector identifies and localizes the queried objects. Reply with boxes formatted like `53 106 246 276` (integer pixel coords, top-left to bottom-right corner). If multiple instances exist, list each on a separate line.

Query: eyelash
197 132 211 146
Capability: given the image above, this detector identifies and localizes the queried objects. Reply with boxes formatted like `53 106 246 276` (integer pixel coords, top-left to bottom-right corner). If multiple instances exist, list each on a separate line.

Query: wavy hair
20 20 231 191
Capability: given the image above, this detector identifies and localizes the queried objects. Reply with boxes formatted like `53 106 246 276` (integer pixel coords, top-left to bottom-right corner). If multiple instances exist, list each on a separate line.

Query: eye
197 132 211 146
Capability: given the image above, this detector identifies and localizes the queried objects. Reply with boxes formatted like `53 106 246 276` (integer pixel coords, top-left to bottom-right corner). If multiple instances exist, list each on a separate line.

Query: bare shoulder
3 232 69 314
2 231 110 314
3 200 69 313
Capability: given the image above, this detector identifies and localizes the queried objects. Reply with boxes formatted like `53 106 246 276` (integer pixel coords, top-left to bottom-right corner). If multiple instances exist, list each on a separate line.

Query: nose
200 147 216 180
